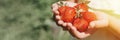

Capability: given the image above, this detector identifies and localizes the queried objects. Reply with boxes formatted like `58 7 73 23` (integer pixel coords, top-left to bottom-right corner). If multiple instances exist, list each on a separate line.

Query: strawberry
58 1 76 22
60 7 76 22
74 3 88 12
72 18 88 32
58 6 68 16
82 12 96 22
58 6 76 22
57 2 95 32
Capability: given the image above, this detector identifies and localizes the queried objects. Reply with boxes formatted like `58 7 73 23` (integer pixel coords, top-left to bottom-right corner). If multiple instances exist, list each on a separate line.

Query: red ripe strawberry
72 18 88 32
61 7 76 22
58 6 68 16
82 12 96 22
74 3 88 12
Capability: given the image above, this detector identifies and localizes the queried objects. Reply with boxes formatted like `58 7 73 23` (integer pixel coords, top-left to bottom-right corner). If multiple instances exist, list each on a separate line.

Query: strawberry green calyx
57 1 67 6
75 9 83 18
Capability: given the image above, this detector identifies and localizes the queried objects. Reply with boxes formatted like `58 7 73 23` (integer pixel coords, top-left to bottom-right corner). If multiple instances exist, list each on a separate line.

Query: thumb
90 20 108 28
68 25 90 39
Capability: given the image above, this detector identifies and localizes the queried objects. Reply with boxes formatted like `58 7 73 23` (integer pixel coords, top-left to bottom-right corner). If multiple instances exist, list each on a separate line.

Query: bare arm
54 0 120 39
108 16 120 39
52 1 95 39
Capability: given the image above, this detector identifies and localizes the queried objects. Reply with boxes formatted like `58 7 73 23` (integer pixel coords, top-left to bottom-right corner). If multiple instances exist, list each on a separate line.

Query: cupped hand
51 1 109 39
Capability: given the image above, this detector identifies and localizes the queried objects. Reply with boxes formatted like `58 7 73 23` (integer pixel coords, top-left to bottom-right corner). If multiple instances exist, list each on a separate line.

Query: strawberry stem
60 1 63 5
57 1 63 6
57 1 67 6
75 9 83 18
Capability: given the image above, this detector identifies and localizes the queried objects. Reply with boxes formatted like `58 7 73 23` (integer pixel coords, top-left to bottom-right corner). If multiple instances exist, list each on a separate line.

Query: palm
52 1 109 39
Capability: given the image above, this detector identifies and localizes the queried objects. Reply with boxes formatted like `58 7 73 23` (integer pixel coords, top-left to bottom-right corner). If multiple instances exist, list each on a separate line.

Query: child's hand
51 1 109 39
52 1 77 30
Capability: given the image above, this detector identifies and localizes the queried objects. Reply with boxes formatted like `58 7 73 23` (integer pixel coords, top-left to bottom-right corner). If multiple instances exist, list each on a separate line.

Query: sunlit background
0 0 120 40
88 0 120 18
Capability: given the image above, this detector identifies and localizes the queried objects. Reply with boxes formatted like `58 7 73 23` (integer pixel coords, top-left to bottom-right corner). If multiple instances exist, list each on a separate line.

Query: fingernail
56 15 61 20
67 23 72 27
62 22 67 27
90 22 95 28
52 3 58 9
55 11 59 14
52 4 59 14
58 20 64 25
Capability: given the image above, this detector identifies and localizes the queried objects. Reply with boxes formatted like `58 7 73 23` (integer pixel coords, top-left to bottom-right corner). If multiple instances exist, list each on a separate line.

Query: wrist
108 15 120 38
108 16 120 29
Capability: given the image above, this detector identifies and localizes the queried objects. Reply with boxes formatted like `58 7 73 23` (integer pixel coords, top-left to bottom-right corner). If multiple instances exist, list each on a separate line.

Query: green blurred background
1 0 120 40
0 0 73 40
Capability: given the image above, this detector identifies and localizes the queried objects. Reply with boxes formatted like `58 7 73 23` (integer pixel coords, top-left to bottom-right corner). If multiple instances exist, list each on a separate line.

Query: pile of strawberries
58 1 96 32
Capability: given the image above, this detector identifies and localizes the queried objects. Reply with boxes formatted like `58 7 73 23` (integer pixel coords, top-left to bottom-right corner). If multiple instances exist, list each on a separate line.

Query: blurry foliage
0 0 72 40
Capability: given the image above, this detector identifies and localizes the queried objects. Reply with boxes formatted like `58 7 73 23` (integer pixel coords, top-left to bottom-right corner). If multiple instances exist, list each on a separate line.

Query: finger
88 21 95 28
85 24 96 34
58 20 64 26
62 22 67 27
66 23 73 30
57 20 68 31
90 20 108 28
61 23 68 31
58 20 67 28
52 3 59 14
55 15 61 20
89 10 108 20
62 23 73 31
90 11 109 28
84 22 95 34
53 10 59 15
68 25 90 39
65 1 77 7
